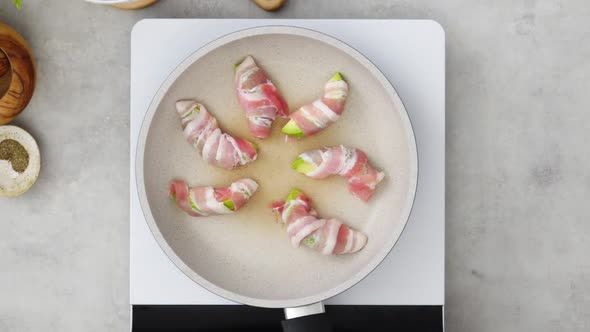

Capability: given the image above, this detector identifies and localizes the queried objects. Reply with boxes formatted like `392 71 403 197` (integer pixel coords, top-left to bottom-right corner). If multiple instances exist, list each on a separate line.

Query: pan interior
140 28 417 306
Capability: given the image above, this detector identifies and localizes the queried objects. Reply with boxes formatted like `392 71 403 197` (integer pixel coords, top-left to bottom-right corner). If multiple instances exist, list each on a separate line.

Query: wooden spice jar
0 22 36 125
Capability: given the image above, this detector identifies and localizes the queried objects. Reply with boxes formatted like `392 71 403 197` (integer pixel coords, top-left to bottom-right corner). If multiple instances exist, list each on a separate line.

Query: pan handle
282 302 332 332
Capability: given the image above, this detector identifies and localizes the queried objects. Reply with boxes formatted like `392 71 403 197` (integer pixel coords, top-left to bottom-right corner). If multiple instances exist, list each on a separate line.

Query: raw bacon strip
176 100 258 169
234 55 289 139
271 189 367 255
281 73 348 138
169 178 258 217
292 146 385 202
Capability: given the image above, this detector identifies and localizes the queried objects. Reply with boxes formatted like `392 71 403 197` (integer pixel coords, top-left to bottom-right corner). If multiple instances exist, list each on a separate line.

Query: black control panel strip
132 305 444 332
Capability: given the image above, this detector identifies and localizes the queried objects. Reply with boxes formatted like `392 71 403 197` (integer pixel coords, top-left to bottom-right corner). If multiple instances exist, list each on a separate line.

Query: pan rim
136 25 419 308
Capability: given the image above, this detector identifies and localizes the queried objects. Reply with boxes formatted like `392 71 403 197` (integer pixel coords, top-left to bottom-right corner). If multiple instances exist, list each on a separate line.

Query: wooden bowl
0 23 36 125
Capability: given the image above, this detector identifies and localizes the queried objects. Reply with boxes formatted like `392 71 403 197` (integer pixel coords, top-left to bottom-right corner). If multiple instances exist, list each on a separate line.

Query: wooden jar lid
112 0 159 10
0 23 35 125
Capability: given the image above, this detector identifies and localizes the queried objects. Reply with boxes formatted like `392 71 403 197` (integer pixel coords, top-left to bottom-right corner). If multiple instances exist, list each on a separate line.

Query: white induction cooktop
130 19 445 305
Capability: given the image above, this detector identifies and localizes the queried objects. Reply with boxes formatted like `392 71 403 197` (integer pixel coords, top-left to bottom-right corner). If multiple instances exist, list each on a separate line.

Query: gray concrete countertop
1 1 589 331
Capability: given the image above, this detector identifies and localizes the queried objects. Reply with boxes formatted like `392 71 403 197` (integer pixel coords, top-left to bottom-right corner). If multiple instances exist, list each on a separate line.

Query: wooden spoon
252 0 287 11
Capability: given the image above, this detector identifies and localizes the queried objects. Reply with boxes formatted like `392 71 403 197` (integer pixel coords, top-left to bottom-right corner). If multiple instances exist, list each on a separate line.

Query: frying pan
136 26 418 331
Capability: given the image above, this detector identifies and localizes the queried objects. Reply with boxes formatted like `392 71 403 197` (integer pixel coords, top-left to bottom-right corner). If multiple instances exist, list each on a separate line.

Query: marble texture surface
0 0 589 331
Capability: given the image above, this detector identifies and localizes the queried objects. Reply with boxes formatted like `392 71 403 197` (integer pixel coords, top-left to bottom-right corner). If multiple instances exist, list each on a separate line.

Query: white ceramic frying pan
136 26 418 331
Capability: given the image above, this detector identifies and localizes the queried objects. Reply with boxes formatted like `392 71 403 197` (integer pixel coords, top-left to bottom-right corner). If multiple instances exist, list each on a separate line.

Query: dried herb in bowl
0 138 29 173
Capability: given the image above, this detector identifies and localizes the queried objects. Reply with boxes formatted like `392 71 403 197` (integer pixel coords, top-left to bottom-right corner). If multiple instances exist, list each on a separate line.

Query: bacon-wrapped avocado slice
234 55 289 139
271 189 367 255
282 72 348 138
292 146 384 202
169 178 258 217
176 100 258 169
